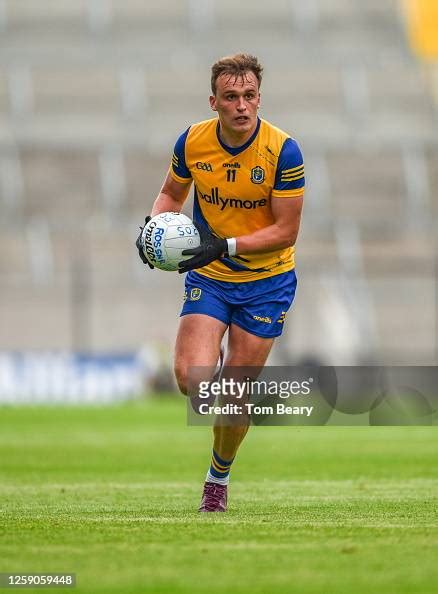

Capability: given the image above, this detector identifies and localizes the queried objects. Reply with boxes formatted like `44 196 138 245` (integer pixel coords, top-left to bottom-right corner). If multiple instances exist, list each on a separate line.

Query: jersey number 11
226 169 237 182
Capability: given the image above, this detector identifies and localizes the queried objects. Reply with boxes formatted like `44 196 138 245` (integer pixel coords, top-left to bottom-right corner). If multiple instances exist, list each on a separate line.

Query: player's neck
218 121 258 148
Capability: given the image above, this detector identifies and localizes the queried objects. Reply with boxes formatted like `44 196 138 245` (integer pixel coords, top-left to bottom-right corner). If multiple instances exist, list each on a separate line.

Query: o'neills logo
199 187 267 211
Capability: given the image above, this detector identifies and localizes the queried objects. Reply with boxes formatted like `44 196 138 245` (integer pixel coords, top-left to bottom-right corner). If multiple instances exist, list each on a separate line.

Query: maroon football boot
198 482 228 512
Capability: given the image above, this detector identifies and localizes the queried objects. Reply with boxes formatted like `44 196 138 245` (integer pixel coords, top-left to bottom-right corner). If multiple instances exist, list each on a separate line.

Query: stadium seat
20 149 100 223
31 67 120 115
4 0 87 28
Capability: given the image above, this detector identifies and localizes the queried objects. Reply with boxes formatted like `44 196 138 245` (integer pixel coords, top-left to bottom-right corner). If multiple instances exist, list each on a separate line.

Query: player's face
210 71 260 142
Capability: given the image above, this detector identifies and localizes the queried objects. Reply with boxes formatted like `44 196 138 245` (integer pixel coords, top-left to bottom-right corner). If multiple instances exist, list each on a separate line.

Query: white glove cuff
226 237 237 257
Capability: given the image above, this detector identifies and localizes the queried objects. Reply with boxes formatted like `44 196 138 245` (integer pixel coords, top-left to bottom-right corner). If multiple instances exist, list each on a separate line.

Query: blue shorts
180 270 297 338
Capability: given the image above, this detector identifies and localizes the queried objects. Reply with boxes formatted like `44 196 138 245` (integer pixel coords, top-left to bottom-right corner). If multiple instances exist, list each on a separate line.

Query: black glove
178 226 227 273
136 216 154 269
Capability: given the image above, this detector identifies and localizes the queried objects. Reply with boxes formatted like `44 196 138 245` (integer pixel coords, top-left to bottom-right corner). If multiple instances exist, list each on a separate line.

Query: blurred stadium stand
0 0 437 366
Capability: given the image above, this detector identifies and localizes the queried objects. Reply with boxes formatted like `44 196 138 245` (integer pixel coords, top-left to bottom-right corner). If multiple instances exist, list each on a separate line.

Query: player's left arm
235 194 303 255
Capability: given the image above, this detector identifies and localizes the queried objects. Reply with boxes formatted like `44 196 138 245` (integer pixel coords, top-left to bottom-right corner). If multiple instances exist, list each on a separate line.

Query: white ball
141 212 200 271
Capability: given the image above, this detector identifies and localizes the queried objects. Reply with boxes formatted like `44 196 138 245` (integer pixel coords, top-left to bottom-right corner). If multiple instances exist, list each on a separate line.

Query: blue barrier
0 352 146 403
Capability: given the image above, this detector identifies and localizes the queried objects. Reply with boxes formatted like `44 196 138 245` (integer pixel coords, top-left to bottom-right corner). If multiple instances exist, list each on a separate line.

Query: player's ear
209 95 217 111
257 93 261 108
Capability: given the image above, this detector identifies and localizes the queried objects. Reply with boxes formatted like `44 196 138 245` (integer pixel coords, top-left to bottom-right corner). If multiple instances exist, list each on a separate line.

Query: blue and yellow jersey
170 117 304 282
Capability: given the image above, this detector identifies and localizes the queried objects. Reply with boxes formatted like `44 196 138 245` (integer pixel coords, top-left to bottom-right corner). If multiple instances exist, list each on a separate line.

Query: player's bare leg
213 324 274 460
174 314 227 396
200 324 274 512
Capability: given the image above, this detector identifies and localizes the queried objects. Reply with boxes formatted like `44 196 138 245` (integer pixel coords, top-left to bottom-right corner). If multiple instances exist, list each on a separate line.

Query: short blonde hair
211 53 263 95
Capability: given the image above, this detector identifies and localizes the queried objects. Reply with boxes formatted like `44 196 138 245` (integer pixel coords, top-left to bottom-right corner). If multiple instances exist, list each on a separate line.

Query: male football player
137 54 304 512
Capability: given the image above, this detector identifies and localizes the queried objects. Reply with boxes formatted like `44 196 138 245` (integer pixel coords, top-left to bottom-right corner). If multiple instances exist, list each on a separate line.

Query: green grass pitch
1 398 437 594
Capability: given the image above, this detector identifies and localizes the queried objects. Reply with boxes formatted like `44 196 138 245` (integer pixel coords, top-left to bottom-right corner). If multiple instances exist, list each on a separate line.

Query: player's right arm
136 128 192 268
151 172 192 216
152 126 193 215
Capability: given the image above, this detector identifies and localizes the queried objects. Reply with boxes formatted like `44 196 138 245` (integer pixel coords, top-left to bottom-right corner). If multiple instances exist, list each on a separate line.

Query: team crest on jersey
251 166 265 184
190 288 202 301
